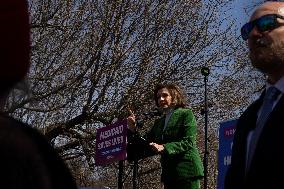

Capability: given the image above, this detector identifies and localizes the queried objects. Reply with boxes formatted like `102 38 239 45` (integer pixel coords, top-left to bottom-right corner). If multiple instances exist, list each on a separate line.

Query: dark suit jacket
225 92 284 189
0 114 78 189
146 108 204 182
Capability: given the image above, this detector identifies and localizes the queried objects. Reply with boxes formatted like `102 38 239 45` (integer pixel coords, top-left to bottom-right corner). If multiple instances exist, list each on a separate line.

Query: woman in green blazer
128 83 203 189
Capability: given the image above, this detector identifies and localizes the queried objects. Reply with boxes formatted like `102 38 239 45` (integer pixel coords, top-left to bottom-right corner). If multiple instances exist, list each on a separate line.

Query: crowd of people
2 0 284 189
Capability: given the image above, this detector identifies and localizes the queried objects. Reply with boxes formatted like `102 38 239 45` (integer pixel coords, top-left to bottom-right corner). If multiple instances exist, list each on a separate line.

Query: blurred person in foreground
225 1 284 189
0 1 78 188
127 83 203 189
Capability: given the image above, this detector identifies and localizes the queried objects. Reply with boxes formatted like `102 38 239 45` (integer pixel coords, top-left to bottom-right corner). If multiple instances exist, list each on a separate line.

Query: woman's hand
150 142 164 153
127 108 136 132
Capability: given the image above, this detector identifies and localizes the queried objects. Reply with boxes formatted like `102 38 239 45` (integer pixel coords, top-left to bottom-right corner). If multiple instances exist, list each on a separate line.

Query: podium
126 131 156 189
126 131 155 162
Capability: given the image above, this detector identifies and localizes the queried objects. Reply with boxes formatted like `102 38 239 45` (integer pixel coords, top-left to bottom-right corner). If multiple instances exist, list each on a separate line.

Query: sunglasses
241 14 284 40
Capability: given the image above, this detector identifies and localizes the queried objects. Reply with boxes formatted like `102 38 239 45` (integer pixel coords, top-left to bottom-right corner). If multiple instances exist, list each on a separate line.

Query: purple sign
95 119 127 166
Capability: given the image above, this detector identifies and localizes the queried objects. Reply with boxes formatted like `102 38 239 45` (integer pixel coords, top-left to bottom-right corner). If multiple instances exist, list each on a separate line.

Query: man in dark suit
225 2 284 189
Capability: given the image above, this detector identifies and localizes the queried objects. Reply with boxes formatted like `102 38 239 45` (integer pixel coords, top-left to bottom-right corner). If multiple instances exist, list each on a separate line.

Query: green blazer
146 108 204 182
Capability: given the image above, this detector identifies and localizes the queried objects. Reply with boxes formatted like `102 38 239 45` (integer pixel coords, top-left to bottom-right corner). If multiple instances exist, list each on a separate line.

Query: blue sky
228 0 269 30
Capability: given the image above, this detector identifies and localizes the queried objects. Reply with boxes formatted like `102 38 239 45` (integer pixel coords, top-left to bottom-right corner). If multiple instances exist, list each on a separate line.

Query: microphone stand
132 118 147 189
201 67 210 189
118 126 142 189
132 121 143 189
118 160 124 189
132 153 139 189
118 119 145 189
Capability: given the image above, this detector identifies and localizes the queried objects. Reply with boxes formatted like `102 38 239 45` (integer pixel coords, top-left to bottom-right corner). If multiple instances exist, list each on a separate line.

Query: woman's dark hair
153 83 187 108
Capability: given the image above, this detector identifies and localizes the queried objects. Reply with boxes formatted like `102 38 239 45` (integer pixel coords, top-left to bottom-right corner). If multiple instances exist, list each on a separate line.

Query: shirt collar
266 75 284 93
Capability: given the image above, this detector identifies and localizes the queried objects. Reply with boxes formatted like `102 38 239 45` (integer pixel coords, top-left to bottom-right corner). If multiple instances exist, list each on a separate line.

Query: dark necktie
246 86 280 173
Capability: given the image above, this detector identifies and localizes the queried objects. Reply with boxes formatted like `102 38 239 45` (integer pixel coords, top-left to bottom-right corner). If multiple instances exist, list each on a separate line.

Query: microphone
135 109 161 129
143 108 161 117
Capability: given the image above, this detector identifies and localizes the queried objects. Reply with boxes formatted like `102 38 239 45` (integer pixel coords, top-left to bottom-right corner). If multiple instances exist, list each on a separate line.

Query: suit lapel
257 93 284 140
242 98 262 132
246 93 284 178
268 93 284 119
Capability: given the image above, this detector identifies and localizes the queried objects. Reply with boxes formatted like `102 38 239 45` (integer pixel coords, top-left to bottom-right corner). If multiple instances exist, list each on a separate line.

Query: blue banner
217 119 237 189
